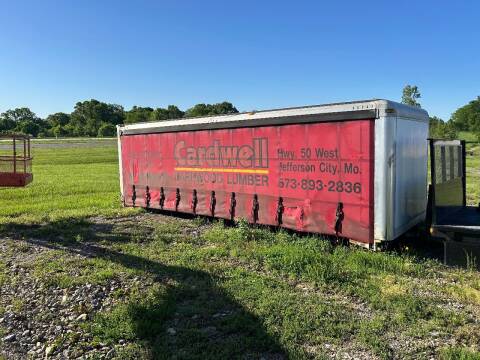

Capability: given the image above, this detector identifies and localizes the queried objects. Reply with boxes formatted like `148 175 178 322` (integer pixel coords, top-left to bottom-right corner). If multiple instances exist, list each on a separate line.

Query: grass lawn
0 139 480 359
0 138 136 225
466 142 480 204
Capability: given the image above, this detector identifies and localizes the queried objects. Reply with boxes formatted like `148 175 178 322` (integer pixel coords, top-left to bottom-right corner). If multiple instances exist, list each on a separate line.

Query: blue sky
0 0 478 120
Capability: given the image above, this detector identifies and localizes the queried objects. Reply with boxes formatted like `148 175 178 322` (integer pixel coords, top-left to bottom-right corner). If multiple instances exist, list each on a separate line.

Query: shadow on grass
399 228 480 270
0 218 287 359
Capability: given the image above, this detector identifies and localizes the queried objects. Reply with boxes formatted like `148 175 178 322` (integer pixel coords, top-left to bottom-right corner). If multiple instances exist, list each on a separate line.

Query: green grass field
1 139 480 359
466 143 480 204
0 139 136 224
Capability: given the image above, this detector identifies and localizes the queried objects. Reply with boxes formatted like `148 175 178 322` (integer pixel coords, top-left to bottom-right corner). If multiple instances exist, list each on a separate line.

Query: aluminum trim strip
121 110 377 135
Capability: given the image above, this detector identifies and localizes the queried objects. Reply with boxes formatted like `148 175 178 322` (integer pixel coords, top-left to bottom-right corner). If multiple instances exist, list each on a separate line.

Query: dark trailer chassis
427 139 480 262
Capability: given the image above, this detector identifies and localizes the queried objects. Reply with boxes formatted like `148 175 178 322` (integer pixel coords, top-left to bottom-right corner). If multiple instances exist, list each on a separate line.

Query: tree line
402 85 479 140
0 100 239 138
1 92 479 140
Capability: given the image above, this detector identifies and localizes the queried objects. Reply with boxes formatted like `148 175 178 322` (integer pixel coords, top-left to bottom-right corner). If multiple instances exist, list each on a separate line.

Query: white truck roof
119 99 429 135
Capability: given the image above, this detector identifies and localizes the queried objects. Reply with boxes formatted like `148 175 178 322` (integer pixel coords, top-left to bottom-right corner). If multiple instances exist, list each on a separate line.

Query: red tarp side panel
121 119 374 243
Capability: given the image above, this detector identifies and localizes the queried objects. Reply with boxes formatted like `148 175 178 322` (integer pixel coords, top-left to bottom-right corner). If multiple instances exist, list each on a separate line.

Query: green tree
185 103 210 117
210 101 238 115
97 123 116 137
125 106 154 124
1 107 38 123
150 107 169 121
46 112 70 127
450 96 480 132
62 124 76 137
52 125 68 138
0 107 48 136
166 105 184 119
2 100 240 137
429 116 457 140
150 105 184 121
17 120 41 137
184 102 238 118
401 85 421 107
70 99 125 136
0 116 16 133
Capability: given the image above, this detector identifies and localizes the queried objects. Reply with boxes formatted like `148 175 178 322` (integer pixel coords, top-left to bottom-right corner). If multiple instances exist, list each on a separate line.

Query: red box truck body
118 100 429 247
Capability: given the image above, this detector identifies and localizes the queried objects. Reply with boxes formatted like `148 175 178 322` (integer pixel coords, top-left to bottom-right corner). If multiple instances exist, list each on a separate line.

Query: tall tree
97 123 117 137
185 103 210 117
0 113 16 133
125 106 154 124
184 102 238 118
429 116 457 140
0 107 47 136
46 112 71 137
1 100 241 137
210 102 238 115
70 99 125 136
450 96 480 132
152 105 185 120
166 105 184 119
17 121 41 137
1 107 38 123
46 112 70 127
401 85 421 107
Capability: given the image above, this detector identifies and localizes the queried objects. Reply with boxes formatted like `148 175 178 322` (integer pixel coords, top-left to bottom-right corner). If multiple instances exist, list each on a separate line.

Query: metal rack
0 135 33 187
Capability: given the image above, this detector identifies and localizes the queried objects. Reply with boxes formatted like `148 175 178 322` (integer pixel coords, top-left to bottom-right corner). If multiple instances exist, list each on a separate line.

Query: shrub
97 123 116 137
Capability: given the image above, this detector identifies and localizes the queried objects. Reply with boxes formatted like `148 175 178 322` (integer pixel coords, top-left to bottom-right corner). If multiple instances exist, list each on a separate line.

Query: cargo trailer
117 99 429 248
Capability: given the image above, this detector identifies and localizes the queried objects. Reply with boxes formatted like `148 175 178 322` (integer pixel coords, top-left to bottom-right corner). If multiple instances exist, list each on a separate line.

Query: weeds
1 141 480 358
0 261 6 286
0 143 137 226
91 284 174 344
440 346 480 360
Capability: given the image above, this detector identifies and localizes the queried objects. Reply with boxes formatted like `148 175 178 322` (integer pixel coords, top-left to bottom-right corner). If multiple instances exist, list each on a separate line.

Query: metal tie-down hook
334 202 344 236
252 194 259 224
132 185 136 207
175 188 181 211
145 186 151 208
210 191 216 217
159 187 165 209
276 197 284 226
229 192 236 221
191 189 198 215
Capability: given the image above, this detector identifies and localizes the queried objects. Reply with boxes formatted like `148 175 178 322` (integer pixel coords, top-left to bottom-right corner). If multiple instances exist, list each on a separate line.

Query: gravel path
0 231 149 359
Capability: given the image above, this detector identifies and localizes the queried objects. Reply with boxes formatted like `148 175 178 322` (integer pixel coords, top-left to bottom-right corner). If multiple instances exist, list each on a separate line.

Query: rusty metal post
23 137 27 174
13 136 16 174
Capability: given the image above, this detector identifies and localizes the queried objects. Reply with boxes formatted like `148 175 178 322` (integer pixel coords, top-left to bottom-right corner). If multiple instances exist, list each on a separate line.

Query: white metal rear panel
392 118 429 238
